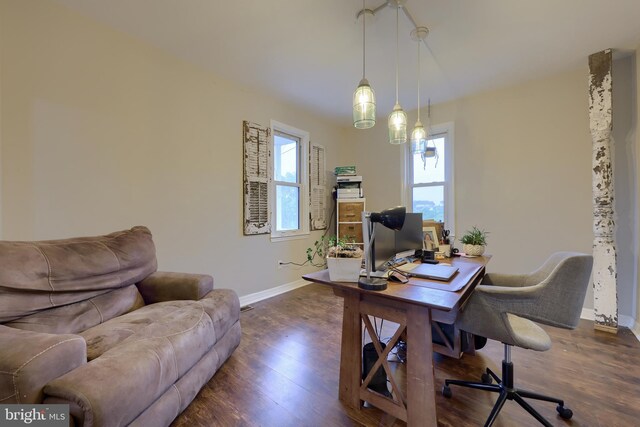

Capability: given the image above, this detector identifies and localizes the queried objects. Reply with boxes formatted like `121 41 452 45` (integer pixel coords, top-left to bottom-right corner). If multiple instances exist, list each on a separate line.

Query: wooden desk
302 256 489 426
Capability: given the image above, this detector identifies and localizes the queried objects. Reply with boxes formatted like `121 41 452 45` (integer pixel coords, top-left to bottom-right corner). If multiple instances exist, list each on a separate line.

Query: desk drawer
338 223 363 243
338 202 365 222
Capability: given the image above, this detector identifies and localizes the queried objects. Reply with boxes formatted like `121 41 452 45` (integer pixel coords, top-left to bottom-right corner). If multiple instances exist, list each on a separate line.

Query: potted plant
305 235 363 282
459 226 488 256
325 236 363 282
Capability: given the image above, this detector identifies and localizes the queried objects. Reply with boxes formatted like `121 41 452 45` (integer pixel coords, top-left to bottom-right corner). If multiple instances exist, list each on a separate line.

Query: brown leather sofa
0 226 241 426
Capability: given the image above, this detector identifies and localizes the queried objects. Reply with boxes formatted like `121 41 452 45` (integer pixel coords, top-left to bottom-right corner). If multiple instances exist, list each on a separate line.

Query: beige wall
612 54 637 322
0 1 3 239
346 68 596 303
0 0 345 298
636 47 640 329
2 0 638 323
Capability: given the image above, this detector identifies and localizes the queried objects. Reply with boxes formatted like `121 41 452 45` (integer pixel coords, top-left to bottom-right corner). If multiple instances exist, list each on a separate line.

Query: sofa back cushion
0 226 157 324
5 284 145 334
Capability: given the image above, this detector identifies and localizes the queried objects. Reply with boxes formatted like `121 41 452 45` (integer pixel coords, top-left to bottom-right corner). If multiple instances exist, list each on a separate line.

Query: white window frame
401 121 455 236
270 120 310 241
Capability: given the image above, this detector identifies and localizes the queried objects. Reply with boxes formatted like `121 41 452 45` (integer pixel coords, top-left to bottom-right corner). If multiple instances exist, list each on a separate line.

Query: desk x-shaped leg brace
336 289 438 426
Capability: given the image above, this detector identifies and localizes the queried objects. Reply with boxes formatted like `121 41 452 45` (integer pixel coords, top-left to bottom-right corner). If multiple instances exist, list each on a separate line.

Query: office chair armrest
457 284 544 341
475 284 541 298
475 284 545 314
482 273 532 287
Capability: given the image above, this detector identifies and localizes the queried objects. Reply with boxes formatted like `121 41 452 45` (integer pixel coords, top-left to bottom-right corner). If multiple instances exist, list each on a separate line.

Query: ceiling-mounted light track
352 0 436 148
366 0 430 50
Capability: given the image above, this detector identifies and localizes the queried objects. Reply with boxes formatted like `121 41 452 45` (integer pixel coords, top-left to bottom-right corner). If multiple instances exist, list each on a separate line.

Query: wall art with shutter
309 142 327 230
243 121 272 235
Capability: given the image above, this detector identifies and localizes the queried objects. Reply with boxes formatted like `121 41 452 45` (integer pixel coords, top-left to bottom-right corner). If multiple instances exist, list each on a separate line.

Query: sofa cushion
43 295 238 426
0 326 86 404
5 285 145 334
0 226 157 323
80 289 239 361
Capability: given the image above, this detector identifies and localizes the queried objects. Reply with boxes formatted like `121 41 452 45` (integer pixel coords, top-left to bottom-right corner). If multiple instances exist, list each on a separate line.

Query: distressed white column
588 49 618 333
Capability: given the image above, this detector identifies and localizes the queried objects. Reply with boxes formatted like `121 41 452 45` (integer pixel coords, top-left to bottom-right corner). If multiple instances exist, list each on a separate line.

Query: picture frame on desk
423 226 438 250
423 220 443 243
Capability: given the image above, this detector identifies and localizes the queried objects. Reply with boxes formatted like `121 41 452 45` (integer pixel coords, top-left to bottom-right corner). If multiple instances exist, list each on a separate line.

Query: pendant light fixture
424 100 437 158
410 27 429 154
388 2 407 145
420 100 438 168
353 0 375 129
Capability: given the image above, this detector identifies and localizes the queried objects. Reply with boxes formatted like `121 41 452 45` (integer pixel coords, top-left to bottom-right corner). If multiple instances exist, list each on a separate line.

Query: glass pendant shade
411 120 427 153
353 78 376 129
388 103 407 145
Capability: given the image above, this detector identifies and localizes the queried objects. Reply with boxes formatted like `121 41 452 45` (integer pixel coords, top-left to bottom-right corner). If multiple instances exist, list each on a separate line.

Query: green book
334 166 356 176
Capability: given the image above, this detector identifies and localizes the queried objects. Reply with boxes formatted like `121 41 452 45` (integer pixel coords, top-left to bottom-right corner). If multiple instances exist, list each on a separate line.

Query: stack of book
335 166 363 199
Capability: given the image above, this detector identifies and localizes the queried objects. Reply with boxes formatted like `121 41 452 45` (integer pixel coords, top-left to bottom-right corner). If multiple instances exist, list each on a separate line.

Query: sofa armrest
136 271 214 304
0 325 86 404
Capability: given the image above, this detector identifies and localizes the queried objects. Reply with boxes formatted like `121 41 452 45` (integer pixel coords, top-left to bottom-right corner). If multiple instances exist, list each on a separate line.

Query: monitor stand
360 269 387 278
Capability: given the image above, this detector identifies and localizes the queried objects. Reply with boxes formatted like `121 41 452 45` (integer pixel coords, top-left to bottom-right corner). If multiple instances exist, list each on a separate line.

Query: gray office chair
442 252 593 427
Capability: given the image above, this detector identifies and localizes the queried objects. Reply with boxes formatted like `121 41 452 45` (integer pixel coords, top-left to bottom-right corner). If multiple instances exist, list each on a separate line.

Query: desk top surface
302 255 491 311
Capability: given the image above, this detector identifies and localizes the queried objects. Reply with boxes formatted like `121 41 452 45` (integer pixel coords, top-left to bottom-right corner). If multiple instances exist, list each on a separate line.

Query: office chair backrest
524 252 593 329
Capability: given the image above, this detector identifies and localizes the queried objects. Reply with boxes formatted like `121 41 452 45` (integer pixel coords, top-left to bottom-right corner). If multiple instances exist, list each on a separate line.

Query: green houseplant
459 226 488 256
306 236 363 282
326 236 363 282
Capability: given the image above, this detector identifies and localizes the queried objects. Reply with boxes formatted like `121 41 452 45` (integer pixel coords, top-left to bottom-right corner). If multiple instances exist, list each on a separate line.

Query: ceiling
51 0 640 127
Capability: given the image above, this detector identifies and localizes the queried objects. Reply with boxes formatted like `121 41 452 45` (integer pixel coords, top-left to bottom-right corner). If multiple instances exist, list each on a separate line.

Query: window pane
274 134 298 183
413 185 444 222
276 185 299 231
412 137 445 184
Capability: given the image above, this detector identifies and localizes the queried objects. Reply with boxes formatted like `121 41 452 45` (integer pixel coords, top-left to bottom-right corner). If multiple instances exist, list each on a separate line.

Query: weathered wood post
588 49 618 333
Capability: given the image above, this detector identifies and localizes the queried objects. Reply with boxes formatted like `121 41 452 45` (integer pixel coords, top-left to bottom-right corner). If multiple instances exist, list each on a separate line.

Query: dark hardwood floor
172 284 640 427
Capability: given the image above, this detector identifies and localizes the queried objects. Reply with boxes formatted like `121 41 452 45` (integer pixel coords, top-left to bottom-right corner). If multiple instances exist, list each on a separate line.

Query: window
271 120 309 240
404 122 455 232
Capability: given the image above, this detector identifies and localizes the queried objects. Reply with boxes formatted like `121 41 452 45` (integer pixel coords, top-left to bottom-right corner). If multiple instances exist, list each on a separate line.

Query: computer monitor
370 213 423 272
394 213 424 254
372 224 396 272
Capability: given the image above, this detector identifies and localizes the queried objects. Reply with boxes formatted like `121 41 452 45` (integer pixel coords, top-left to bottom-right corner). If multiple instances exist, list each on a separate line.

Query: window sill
271 233 310 243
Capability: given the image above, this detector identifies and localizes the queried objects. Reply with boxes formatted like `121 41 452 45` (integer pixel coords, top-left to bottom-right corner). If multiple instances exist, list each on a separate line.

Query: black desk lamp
359 206 406 291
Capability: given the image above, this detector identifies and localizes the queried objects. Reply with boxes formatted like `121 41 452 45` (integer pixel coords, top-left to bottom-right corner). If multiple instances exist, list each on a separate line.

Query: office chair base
443 363 573 427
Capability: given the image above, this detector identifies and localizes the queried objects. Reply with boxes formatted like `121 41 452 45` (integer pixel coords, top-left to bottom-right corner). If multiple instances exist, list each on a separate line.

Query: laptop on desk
398 263 459 281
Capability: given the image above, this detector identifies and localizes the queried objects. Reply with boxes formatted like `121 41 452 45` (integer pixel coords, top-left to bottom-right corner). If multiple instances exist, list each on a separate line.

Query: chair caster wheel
557 405 573 419
481 372 493 384
442 385 452 398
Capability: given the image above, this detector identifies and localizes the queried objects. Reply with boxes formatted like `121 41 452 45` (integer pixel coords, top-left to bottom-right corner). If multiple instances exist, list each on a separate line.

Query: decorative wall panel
243 121 271 235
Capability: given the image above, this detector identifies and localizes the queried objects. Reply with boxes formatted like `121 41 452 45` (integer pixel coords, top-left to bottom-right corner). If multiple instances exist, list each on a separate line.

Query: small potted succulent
459 226 488 257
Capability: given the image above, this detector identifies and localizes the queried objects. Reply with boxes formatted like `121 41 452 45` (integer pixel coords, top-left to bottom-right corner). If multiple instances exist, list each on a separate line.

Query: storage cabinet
336 198 365 246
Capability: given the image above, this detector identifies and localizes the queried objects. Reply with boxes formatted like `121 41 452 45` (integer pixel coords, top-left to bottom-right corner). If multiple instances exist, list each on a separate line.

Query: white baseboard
632 319 640 342
580 308 595 321
581 308 640 341
620 314 636 329
239 279 310 308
